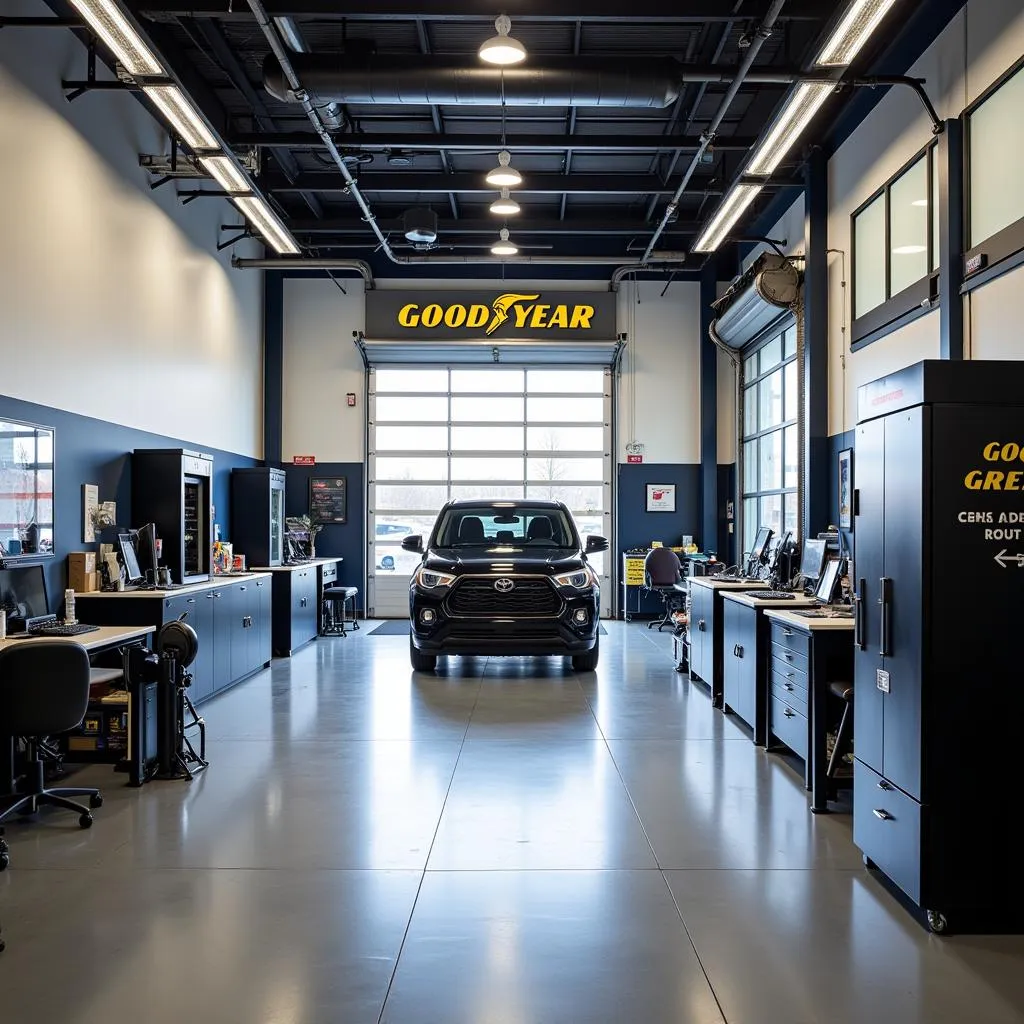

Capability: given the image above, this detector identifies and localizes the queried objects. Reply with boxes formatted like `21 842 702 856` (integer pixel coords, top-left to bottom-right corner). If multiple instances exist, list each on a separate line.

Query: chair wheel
78 813 93 829
89 794 103 809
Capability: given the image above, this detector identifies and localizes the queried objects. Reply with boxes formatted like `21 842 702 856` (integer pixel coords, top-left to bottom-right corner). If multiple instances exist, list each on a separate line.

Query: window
852 145 937 330
740 323 799 560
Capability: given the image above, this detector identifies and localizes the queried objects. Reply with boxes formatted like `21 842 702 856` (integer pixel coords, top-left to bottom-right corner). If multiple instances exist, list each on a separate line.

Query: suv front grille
447 577 561 616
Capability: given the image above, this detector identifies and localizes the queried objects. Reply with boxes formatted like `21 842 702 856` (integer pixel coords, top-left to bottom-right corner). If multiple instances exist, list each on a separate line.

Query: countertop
764 606 856 631
74 573 272 598
249 557 342 573
722 590 817 610
0 624 153 651
688 576 769 592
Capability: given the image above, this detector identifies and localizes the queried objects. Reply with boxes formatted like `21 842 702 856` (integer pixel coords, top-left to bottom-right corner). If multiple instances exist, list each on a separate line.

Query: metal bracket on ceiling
217 228 251 251
62 38 138 102
0 17 79 28
850 76 943 135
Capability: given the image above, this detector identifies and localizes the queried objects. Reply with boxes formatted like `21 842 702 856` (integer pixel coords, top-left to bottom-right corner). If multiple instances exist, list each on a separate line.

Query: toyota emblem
494 578 515 593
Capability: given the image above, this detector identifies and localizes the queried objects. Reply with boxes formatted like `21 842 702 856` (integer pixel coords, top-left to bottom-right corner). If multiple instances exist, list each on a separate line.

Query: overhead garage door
367 364 614 618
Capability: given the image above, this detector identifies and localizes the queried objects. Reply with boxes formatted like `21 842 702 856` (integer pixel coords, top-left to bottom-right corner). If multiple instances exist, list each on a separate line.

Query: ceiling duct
402 208 438 244
263 55 796 108
710 252 802 348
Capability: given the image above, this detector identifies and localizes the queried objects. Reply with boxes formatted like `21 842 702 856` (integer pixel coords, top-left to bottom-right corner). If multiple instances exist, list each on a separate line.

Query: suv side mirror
401 535 424 553
585 535 609 554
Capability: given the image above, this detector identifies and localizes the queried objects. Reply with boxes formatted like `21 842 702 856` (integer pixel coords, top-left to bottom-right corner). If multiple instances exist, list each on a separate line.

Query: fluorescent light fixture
911 198 929 207
692 183 763 253
479 14 527 65
892 244 926 255
233 196 300 255
746 82 834 176
69 0 163 76
814 0 897 67
490 227 519 256
199 155 252 194
142 85 218 151
490 187 521 216
486 150 523 187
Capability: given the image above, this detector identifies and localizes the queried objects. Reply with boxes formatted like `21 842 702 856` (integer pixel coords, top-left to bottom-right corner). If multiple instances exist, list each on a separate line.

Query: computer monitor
815 557 842 604
135 522 159 585
0 565 49 625
118 531 144 585
768 531 792 575
745 526 773 576
799 538 826 583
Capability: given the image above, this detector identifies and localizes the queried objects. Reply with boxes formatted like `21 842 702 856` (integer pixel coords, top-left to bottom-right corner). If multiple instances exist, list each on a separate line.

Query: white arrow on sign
994 549 1024 568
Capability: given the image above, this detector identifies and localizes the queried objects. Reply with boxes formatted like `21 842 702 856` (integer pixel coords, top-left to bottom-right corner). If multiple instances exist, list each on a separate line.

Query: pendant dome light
478 14 527 65
485 150 522 187
490 187 521 216
491 227 519 256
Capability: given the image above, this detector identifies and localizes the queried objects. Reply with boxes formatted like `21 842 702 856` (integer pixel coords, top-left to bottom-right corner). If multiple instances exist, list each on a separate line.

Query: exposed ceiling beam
285 218 701 236
230 132 760 153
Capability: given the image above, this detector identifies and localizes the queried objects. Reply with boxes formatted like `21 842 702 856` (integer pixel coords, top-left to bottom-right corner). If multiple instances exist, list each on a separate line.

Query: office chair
827 681 854 780
0 642 102 871
644 547 685 631
458 516 484 542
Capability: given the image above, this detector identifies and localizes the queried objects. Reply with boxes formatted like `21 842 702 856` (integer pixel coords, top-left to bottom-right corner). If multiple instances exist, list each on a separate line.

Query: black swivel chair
0 642 102 871
644 547 685 631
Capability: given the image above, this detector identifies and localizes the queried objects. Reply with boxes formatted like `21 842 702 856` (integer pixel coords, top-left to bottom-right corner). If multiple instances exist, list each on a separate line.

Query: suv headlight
415 568 456 589
554 569 594 589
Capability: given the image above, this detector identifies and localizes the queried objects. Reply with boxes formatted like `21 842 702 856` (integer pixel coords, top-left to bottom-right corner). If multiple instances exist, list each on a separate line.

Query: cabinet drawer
770 695 807 760
853 759 923 904
770 679 807 716
770 621 810 660
770 642 808 676
769 655 807 695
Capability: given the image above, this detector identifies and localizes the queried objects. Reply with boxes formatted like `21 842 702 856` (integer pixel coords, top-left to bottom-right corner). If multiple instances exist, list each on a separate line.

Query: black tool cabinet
852 360 1024 934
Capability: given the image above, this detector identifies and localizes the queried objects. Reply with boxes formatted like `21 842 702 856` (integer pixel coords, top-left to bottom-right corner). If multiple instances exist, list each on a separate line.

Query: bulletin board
309 477 347 524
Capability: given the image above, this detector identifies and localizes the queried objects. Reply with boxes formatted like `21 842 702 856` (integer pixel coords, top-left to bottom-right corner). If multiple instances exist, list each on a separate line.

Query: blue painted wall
616 463 702 552
0 392 257 604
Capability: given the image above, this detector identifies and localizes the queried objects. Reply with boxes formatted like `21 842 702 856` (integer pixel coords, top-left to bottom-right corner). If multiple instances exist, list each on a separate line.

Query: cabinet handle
854 578 866 650
698 619 706 632
781 628 794 637
784 683 794 691
187 598 196 604
734 645 744 658
783 652 793 661
206 594 215 600
872 808 893 821
239 586 247 592
879 577 892 657
877 780 893 792
783 709 796 718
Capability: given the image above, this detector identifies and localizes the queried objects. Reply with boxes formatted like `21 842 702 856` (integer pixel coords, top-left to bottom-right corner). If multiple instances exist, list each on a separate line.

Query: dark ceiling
77 1 931 262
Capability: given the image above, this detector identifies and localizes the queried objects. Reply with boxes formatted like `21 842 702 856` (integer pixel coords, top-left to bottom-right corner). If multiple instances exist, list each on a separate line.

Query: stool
827 680 854 778
322 586 359 636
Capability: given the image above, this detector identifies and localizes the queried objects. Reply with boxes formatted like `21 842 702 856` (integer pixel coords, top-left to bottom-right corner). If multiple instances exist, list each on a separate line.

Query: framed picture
838 448 853 530
646 483 676 513
309 476 347 524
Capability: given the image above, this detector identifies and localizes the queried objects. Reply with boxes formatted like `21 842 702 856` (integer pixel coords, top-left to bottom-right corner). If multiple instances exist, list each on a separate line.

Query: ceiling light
486 150 523 187
746 82 834 176
479 14 527 66
892 244 927 255
490 227 519 256
814 0 897 67
490 187 521 216
69 0 163 76
199 155 251 194
692 183 763 253
911 198 929 207
143 85 218 150
233 196 300 255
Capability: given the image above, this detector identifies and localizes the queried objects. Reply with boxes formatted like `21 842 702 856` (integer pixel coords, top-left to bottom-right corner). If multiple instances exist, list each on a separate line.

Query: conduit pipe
641 0 787 264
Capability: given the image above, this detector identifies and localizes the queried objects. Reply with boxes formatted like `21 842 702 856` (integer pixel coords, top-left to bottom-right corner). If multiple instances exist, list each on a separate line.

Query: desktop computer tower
131 449 213 584
230 467 287 567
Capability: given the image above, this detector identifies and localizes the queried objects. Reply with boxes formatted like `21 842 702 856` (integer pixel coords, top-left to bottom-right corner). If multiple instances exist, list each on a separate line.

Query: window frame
850 141 940 350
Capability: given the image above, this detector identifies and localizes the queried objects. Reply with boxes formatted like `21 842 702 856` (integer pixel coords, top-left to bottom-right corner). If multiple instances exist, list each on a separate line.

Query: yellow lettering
1005 443 1021 462
444 304 468 328
421 304 443 328
1007 471 1023 490
983 442 1001 461
530 304 551 328
513 304 532 328
467 304 490 328
398 303 420 328
983 470 1005 490
570 304 595 329
548 305 568 328
965 470 983 490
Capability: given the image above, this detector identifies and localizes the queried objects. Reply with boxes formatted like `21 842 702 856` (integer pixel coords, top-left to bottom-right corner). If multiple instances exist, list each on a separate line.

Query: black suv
402 499 608 672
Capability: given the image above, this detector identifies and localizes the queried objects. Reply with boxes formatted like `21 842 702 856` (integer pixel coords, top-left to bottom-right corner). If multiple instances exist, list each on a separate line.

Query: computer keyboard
29 622 101 637
751 591 798 600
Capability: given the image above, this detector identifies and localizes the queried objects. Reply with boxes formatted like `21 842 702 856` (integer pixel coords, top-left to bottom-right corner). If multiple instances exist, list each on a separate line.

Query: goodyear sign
365 290 616 341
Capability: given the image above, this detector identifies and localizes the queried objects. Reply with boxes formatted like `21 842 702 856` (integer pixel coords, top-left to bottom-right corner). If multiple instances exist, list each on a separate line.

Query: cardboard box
68 552 98 593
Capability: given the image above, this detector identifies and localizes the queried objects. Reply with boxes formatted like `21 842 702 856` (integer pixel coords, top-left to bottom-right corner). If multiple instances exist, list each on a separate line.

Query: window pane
854 193 886 317
783 326 796 358
526 457 604 481
969 64 1024 246
376 425 448 451
759 430 783 491
451 426 523 451
760 335 782 374
759 370 783 431
931 147 940 272
744 352 758 379
889 156 929 294
450 369 523 392
451 484 524 500
759 494 783 538
527 396 604 422
784 492 799 539
375 369 448 392
743 385 758 436
374 483 449 510
527 369 604 393
375 456 448 481
784 425 798 488
526 485 602 512
451 457 524 481
526 426 604 452
743 440 758 493
743 499 758 556
784 360 798 421
451 396 524 422
375 395 448 421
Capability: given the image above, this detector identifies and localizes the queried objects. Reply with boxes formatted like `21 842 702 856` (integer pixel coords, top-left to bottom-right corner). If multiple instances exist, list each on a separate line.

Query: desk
1 625 155 792
763 608 854 813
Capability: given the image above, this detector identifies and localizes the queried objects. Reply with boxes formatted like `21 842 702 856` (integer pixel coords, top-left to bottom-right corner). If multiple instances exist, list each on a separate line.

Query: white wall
0 3 264 457
281 276 703 465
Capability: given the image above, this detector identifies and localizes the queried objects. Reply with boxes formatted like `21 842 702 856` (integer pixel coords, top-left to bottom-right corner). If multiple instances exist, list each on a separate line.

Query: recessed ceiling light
479 14 527 65
485 150 523 187
490 187 521 216
491 227 519 256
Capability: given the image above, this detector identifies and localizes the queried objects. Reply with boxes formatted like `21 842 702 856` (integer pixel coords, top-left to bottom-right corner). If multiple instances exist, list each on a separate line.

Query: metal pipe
233 255 375 284
234 253 687 272
641 0 787 264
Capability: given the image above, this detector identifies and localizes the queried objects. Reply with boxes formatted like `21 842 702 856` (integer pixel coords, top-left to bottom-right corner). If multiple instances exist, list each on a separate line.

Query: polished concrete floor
2 622 1023 1023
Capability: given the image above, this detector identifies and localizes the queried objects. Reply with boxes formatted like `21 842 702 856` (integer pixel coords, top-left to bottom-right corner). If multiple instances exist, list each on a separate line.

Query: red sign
627 454 643 464
292 455 316 466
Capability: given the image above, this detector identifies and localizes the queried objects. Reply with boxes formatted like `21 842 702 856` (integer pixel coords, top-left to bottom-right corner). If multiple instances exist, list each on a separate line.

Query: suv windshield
434 506 578 549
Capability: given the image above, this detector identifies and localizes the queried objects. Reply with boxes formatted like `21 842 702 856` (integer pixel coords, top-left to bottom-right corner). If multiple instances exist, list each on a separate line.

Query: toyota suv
402 499 608 672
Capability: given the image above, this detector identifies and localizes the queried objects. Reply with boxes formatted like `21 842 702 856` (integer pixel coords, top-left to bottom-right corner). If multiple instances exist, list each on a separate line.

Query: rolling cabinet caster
89 794 103 809
926 910 948 935
78 813 93 829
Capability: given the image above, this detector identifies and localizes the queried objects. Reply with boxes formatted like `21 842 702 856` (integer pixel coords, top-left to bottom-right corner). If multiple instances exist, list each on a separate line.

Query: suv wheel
572 635 599 672
410 634 437 672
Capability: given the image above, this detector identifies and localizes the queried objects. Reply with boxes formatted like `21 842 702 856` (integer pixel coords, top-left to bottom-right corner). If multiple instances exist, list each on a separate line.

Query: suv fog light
421 609 436 624
573 608 588 624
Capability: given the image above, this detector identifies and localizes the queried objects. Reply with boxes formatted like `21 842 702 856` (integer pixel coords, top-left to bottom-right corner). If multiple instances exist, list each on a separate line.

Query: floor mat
368 620 608 636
